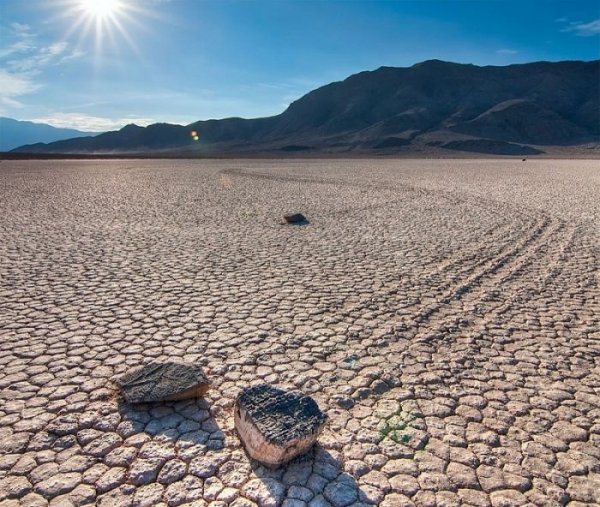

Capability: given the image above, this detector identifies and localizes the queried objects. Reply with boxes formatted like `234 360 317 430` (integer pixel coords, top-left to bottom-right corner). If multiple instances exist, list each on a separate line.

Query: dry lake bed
1 159 599 507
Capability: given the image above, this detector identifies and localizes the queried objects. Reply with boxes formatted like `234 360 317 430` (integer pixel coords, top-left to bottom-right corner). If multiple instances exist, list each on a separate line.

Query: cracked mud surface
1 159 599 507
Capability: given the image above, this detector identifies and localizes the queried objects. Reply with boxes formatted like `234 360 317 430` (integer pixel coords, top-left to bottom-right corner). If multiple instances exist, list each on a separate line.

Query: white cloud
7 41 71 72
0 40 35 59
496 49 518 55
0 23 84 110
1 97 25 109
47 41 68 56
59 48 86 64
0 70 41 97
560 18 600 36
10 22 31 33
0 22 35 59
30 113 158 132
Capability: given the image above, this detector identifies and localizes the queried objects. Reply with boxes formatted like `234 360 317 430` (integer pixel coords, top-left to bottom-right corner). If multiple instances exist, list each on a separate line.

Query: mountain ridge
0 118 98 152
10 59 600 155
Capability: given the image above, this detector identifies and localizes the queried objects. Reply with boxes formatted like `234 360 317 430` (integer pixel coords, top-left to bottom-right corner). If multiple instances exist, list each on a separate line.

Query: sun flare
59 0 150 61
80 0 121 18
62 0 143 58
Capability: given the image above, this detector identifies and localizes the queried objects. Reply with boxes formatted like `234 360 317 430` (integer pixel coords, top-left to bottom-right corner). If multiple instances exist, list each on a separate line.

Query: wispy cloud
496 49 518 55
0 22 85 110
10 22 31 34
0 39 35 59
1 97 26 109
8 41 69 72
0 70 41 97
30 113 158 132
560 18 600 36
0 22 35 59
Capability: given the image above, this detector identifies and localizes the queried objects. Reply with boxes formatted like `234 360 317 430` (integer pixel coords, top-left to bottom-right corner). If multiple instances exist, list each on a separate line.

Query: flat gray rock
234 384 327 466
117 362 210 403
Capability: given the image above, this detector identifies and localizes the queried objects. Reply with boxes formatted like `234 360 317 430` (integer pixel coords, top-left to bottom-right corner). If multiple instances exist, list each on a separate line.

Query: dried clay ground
0 159 599 507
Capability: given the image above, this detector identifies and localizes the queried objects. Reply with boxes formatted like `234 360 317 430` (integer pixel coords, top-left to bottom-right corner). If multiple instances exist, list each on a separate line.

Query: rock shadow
117 397 226 450
248 443 371 505
118 399 370 504
283 219 310 226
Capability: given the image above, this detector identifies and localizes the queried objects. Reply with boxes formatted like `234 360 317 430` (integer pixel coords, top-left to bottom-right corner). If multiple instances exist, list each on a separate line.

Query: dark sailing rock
234 384 328 466
283 213 307 224
117 362 211 403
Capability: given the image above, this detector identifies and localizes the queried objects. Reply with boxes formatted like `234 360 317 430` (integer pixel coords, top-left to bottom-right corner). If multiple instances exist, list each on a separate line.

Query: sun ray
45 0 167 81
62 10 93 41
94 16 104 68
110 16 141 56
58 0 146 57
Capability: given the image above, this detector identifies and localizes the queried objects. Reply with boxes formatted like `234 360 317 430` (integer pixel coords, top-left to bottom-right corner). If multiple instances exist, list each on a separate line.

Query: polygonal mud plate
235 384 328 467
116 361 211 403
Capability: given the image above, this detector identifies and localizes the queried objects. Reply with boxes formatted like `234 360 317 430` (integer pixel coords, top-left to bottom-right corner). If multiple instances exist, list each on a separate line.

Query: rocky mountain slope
12 60 599 155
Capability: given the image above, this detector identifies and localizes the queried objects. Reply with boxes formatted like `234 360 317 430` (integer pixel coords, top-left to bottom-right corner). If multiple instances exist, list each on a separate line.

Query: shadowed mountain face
11 60 600 155
0 118 97 152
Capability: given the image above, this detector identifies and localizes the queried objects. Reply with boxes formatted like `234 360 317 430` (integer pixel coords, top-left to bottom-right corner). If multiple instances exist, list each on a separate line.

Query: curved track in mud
1 159 599 506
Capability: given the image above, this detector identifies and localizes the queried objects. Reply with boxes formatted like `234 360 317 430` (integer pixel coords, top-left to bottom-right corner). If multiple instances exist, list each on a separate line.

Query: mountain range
9 59 600 156
0 118 97 152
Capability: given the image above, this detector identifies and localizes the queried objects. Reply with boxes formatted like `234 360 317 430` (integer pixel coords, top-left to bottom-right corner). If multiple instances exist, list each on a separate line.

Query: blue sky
1 0 599 131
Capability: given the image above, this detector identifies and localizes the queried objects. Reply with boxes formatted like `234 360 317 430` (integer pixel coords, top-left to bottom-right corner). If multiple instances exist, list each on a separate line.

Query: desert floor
0 159 599 507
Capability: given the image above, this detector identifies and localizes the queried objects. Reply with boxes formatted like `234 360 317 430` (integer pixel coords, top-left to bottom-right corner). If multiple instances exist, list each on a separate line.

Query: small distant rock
283 213 307 224
117 362 210 403
234 384 327 467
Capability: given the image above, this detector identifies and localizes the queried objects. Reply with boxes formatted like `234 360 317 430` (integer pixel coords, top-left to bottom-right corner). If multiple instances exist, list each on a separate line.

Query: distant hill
11 60 600 156
0 118 98 152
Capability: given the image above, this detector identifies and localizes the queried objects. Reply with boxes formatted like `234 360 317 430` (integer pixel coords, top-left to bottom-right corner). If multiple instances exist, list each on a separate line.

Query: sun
80 0 121 18
59 0 149 59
